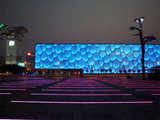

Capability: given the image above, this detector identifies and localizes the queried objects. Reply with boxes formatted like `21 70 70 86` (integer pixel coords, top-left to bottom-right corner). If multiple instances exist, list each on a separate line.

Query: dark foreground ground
0 77 160 120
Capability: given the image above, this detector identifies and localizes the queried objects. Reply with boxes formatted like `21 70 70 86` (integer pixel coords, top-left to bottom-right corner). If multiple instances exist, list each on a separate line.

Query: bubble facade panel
35 44 160 73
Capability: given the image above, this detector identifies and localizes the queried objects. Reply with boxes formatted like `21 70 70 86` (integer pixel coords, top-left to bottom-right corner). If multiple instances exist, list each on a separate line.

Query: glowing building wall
35 44 160 73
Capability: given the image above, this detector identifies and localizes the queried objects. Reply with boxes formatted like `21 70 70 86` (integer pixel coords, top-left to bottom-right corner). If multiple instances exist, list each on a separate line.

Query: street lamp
135 17 144 24
130 17 156 79
27 52 32 56
25 51 33 70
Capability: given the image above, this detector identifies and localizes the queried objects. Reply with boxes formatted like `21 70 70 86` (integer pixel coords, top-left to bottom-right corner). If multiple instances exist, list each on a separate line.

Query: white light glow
140 18 144 23
18 62 25 67
136 19 140 24
135 17 144 24
9 40 15 46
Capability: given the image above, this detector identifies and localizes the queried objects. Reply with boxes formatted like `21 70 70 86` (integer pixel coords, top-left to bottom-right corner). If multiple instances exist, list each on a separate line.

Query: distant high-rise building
0 25 28 65
0 39 23 65
5 39 22 64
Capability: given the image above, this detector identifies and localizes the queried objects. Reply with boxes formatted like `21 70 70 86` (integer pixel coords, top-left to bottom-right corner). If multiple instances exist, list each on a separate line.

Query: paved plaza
0 77 160 120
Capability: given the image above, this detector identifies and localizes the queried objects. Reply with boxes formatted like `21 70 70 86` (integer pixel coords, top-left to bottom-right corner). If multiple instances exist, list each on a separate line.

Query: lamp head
135 17 144 24
27 52 32 56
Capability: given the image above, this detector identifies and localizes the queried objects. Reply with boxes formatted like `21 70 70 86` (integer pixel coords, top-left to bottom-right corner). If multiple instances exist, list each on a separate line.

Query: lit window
9 40 15 46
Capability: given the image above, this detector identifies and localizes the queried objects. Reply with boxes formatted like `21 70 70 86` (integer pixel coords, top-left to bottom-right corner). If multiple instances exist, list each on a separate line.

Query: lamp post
130 17 156 79
25 51 33 71
136 17 145 79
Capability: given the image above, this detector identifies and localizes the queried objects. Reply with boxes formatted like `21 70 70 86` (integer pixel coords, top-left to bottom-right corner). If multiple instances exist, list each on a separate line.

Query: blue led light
35 44 160 73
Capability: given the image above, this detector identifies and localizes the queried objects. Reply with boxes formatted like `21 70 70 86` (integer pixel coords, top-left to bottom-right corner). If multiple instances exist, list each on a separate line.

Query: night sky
0 0 160 53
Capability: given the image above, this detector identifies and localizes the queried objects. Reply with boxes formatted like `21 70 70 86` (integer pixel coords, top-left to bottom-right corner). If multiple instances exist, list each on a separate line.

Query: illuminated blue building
35 44 160 73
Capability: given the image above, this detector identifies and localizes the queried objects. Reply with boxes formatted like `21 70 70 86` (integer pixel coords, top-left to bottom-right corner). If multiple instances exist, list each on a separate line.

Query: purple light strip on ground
0 119 37 120
0 86 35 88
0 85 21 86
11 100 152 104
59 82 99 83
123 85 159 86
123 85 159 87
56 84 96 85
152 94 160 95
31 93 132 96
115 84 158 86
0 93 11 95
58 83 93 85
49 87 113 88
55 85 104 86
136 89 160 91
56 85 105 86
0 89 26 91
126 87 160 88
41 89 120 91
